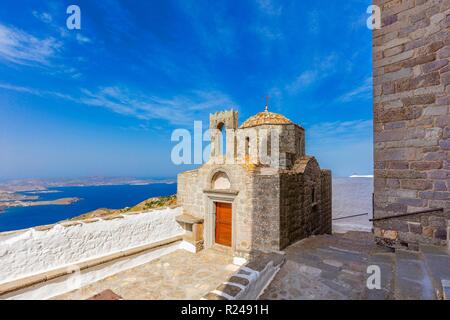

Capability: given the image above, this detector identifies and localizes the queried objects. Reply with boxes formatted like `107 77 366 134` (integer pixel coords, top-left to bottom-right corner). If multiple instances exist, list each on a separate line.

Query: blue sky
0 0 373 179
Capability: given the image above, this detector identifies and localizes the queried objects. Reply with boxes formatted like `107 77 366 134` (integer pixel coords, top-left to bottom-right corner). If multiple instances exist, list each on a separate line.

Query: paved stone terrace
55 248 239 300
259 231 450 300
260 232 382 300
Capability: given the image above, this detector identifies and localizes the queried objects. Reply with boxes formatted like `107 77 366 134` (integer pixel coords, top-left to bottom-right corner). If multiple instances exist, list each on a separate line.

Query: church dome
240 107 294 129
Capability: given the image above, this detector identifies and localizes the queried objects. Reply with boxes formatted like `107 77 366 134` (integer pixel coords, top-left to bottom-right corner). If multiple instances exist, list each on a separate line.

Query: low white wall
0 207 184 285
8 241 191 300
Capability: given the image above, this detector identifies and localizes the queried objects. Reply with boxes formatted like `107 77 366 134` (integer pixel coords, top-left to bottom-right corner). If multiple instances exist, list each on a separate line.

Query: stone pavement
55 248 239 300
260 232 380 300
259 231 450 300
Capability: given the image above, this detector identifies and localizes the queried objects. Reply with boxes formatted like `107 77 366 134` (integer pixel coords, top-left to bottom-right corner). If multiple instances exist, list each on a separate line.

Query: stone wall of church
279 172 303 249
373 0 450 248
177 169 204 219
280 125 306 167
178 163 284 254
279 160 332 249
249 172 281 251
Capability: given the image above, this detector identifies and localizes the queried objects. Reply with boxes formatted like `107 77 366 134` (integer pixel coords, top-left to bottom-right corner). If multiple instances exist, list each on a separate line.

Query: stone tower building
373 0 450 249
177 107 332 257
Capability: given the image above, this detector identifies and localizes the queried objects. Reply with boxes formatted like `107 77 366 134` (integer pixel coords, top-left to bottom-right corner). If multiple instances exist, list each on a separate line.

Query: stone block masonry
373 0 450 248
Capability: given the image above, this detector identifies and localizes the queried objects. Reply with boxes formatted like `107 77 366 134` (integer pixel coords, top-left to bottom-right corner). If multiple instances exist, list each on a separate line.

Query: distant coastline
0 183 178 232
0 177 176 213
0 177 176 193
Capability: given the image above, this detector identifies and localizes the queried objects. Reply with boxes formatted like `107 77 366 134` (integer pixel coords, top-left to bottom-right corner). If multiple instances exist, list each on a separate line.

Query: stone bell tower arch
209 110 238 160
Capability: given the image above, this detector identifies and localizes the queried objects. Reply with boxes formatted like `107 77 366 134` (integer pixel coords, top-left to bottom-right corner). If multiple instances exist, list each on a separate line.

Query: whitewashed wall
0 207 184 284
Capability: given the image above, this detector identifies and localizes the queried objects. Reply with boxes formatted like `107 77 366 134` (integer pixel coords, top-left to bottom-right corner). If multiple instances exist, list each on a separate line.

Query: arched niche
211 171 231 190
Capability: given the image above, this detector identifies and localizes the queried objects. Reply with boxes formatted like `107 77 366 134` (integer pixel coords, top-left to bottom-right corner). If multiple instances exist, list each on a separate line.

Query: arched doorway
199 171 236 248
211 171 232 246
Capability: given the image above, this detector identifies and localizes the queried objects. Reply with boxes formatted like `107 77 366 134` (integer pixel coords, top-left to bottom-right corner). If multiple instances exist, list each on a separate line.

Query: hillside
68 195 177 221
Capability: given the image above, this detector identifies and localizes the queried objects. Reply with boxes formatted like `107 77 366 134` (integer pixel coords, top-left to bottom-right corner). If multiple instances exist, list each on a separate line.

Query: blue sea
0 184 177 232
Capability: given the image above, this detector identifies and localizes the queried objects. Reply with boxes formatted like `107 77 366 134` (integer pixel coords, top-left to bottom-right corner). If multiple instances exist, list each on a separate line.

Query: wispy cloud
308 119 373 143
79 87 237 125
0 82 236 125
337 77 372 103
0 23 61 67
287 70 318 90
32 11 53 24
0 83 38 94
286 53 338 94
76 34 92 44
0 83 77 101
256 0 282 16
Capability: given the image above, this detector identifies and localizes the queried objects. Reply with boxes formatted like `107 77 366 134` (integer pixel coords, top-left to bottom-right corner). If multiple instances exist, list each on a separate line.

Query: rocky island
0 177 175 214
5 197 80 207
67 195 176 221
0 197 80 211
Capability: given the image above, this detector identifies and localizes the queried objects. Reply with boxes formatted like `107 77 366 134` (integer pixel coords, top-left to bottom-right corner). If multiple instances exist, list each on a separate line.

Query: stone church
177 106 332 257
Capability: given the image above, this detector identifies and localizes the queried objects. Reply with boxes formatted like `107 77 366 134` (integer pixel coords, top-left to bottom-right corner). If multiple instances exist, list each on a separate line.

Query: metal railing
369 207 444 222
332 213 369 221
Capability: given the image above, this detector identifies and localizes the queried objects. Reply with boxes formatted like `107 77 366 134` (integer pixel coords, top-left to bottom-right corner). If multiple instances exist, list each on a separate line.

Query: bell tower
209 110 238 159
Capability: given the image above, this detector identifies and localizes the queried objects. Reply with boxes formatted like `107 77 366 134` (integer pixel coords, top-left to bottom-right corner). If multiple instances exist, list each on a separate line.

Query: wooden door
215 202 232 247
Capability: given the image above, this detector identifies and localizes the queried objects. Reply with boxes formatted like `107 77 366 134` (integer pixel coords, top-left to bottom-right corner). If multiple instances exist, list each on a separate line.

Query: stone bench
176 213 204 252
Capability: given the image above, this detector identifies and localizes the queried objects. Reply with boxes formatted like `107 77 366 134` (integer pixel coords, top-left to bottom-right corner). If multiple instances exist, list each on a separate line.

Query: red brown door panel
215 202 232 247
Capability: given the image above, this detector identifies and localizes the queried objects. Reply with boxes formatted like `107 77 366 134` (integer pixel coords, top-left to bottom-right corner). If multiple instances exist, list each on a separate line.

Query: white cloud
0 82 236 125
0 83 40 95
308 119 373 143
287 70 318 91
337 77 372 103
256 0 282 16
76 34 92 44
32 11 53 24
286 53 338 94
0 82 77 102
0 23 61 67
79 87 237 125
